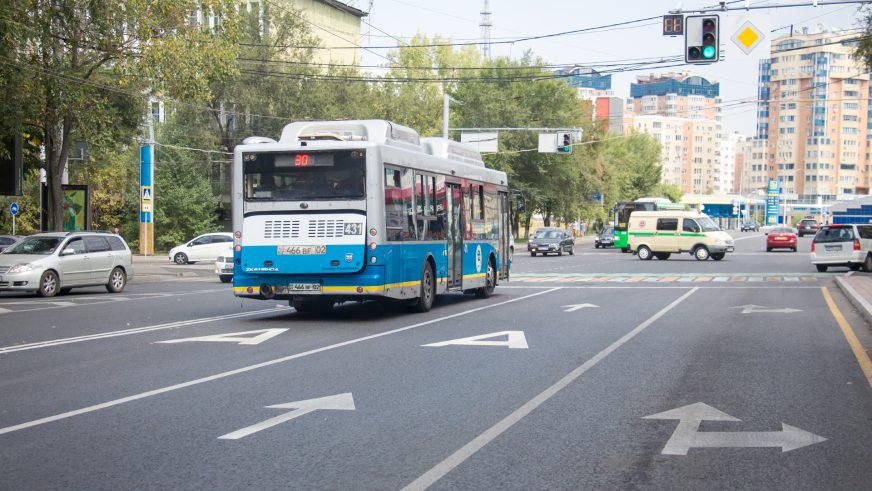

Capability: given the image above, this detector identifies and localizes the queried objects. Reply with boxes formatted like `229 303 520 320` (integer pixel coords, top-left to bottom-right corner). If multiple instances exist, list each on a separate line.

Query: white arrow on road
732 304 802 314
157 328 288 346
422 331 528 349
643 402 826 455
562 303 599 312
218 393 355 440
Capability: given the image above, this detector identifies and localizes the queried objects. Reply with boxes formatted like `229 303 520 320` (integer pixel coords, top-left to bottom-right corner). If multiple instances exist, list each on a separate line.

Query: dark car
0 235 21 253
595 226 615 249
740 220 759 232
528 228 575 256
797 219 820 237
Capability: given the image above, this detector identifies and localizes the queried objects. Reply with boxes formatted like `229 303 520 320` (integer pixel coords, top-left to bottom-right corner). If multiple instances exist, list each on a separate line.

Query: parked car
797 219 820 237
528 228 575 256
0 235 22 253
168 232 233 264
628 211 734 261
740 220 760 232
811 224 872 272
766 227 797 252
0 231 132 297
214 254 234 283
594 226 615 249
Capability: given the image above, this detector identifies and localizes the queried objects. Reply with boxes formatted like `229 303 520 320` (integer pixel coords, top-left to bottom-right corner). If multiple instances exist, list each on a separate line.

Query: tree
1 0 241 231
854 6 872 70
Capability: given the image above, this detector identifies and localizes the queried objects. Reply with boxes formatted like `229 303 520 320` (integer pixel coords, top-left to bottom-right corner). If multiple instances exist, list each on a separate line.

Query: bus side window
430 175 446 240
464 185 473 240
415 173 429 240
384 167 415 241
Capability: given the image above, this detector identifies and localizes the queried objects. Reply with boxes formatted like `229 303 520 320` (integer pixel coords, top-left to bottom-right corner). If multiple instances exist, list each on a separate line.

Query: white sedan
214 254 234 283
168 233 233 265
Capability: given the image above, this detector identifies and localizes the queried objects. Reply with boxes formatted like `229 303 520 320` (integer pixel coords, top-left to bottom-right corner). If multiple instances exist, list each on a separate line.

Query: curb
834 276 872 328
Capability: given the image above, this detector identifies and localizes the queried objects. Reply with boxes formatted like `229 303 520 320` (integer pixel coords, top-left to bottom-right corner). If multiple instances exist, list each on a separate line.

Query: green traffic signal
702 45 716 59
563 146 570 152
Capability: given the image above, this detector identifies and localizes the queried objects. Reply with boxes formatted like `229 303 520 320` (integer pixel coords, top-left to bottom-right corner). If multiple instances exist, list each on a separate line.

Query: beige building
624 73 723 194
733 135 754 194
749 28 871 200
236 0 366 65
624 114 720 194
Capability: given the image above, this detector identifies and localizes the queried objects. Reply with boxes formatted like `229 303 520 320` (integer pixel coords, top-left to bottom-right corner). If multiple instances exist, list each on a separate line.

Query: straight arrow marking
732 304 802 314
219 393 355 440
422 331 528 349
157 328 289 346
562 303 599 312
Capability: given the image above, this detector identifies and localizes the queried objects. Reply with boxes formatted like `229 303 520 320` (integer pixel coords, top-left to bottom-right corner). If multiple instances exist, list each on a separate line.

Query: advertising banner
766 179 780 225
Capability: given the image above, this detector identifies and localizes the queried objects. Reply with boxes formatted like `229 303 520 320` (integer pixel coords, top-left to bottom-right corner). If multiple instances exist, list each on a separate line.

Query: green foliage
855 6 872 70
655 183 683 203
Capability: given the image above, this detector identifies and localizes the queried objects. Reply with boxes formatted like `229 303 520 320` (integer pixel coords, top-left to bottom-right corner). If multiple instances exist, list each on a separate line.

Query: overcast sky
353 0 863 135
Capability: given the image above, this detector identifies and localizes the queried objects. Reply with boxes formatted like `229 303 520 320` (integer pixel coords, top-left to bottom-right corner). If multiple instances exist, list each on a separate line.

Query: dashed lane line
401 287 700 491
0 288 561 436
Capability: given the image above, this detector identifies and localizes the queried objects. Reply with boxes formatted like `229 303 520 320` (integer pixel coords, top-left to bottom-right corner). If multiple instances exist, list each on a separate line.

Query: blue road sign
10 202 19 216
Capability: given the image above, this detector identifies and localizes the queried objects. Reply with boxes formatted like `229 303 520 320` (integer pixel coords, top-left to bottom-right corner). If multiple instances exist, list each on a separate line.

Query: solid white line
731 234 764 242
401 287 699 491
0 308 286 354
0 288 561 437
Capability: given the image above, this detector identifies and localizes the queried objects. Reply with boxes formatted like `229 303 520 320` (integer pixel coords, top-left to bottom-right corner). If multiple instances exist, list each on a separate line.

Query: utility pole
139 117 155 256
443 91 450 139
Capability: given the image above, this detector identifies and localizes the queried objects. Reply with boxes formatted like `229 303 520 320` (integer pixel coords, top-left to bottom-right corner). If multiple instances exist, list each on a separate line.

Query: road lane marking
644 403 826 455
731 234 764 241
0 288 226 315
732 304 802 314
157 328 289 346
822 287 872 388
401 287 699 491
0 288 561 437
422 331 528 349
0 308 287 354
218 393 355 440
562 303 598 312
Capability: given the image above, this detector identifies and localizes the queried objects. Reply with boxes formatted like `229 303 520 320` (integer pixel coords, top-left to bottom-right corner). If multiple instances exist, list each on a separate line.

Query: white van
628 211 735 261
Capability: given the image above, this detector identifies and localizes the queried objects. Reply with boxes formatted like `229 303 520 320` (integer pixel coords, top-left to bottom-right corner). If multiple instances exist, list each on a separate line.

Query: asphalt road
2 232 872 490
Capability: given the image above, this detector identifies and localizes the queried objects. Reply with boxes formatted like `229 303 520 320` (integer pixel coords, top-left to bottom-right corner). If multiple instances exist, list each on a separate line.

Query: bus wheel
408 262 435 312
637 246 653 261
476 258 496 299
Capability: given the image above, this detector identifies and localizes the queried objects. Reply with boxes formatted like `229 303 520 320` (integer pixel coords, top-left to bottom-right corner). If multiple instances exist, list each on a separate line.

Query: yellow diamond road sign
731 20 765 55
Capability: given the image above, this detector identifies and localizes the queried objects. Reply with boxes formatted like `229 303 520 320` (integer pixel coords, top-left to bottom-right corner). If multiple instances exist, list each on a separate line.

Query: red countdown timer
294 154 311 166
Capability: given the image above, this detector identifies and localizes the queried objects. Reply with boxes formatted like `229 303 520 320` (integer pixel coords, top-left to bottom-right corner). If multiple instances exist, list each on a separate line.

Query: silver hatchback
0 232 134 297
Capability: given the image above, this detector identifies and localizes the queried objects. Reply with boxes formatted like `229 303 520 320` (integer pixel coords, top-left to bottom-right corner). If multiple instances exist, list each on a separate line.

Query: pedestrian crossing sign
141 186 153 202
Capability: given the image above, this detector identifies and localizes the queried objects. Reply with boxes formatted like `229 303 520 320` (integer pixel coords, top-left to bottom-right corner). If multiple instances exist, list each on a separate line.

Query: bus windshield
243 150 366 201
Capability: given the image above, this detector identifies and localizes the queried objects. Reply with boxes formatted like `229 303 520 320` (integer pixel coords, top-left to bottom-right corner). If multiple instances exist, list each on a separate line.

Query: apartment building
749 27 871 201
624 73 723 194
561 67 624 134
719 132 750 194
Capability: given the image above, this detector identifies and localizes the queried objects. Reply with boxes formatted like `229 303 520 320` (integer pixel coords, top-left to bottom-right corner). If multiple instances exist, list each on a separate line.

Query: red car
766 226 798 252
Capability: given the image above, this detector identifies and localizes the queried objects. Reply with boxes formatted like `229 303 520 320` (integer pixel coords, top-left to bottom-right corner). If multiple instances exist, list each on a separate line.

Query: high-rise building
624 73 723 194
733 136 754 194
749 27 870 201
560 67 623 134
719 132 749 194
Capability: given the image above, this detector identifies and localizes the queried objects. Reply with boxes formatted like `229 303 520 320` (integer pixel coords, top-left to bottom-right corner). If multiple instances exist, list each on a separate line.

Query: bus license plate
289 283 321 293
277 245 327 255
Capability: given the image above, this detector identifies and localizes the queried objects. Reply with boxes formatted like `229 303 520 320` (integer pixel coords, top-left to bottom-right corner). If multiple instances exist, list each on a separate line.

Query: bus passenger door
498 192 509 280
446 184 463 289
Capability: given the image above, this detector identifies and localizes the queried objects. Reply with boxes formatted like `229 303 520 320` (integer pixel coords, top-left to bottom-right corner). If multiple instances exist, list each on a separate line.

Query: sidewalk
132 255 214 280
834 273 872 328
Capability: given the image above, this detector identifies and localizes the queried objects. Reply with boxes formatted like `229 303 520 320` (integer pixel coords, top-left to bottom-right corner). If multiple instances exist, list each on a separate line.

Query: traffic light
556 132 572 154
685 15 719 64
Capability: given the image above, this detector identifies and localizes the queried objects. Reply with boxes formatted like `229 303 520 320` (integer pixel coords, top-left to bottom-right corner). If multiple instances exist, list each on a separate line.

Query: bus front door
446 184 463 289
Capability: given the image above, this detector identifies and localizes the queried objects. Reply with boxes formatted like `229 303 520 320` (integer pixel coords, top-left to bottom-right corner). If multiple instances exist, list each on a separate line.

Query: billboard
61 185 90 232
766 179 780 226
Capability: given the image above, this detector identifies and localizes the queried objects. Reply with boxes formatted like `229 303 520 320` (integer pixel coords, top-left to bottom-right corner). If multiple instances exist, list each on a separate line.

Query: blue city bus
231 120 512 314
